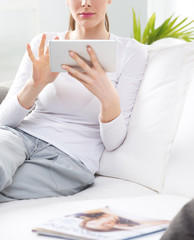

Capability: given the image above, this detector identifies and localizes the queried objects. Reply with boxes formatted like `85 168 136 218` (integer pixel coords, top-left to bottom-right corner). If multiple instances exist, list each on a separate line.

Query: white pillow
163 44 194 197
98 42 193 192
150 38 186 51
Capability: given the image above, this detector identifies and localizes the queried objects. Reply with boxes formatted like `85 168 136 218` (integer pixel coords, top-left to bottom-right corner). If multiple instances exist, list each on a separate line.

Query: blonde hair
68 13 109 32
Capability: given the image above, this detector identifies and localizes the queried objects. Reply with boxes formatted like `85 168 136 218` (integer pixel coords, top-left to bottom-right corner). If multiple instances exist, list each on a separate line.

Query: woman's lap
0 126 94 202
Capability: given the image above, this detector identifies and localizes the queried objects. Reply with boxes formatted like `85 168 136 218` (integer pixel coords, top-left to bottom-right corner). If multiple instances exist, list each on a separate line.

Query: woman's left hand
61 46 118 104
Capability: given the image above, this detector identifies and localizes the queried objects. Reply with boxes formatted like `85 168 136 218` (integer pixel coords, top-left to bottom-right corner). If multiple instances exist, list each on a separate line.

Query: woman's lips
79 13 95 18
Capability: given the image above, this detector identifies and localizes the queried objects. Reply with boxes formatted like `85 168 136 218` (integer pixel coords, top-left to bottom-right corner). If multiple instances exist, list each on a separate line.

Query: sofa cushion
0 86 9 104
98 42 194 192
0 193 190 240
163 45 194 198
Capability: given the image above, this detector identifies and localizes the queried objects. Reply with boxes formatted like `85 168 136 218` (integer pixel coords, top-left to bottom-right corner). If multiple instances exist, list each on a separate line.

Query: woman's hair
68 13 109 32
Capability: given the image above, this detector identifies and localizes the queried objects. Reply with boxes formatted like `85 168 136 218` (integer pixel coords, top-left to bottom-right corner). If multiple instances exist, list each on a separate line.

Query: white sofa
0 39 194 240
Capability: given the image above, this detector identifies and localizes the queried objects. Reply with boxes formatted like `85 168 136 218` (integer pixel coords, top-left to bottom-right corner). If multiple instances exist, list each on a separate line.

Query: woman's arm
62 41 148 151
0 33 59 126
17 78 45 110
0 41 37 127
61 47 121 123
98 79 121 123
99 41 148 151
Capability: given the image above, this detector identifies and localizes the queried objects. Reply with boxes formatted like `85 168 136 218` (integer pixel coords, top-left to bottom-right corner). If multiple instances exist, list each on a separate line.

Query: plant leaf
142 13 156 44
132 8 142 42
132 10 194 44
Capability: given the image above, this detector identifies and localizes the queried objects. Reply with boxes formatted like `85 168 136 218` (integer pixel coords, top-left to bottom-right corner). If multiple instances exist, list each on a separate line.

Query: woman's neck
66 25 110 40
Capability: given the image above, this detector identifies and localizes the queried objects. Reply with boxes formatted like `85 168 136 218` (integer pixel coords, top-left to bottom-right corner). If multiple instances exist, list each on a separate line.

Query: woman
0 0 148 202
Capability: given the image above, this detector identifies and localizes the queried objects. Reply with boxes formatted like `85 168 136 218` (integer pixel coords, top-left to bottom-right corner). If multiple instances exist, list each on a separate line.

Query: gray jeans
0 127 94 202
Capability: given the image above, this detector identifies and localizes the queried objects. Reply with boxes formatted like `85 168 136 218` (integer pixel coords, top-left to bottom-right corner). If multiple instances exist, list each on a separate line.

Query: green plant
132 9 194 44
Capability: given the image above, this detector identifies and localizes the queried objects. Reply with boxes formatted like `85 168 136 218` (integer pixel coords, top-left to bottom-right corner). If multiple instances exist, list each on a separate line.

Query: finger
68 72 87 85
27 43 37 63
45 45 49 56
38 33 46 57
46 36 59 55
68 71 90 90
87 46 104 71
69 51 94 76
62 64 90 83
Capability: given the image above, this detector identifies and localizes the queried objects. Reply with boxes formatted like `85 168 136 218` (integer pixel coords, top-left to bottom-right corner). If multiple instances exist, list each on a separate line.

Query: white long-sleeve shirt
0 32 148 174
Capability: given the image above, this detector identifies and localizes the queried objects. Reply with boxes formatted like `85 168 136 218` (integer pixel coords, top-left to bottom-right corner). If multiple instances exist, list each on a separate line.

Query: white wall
38 0 68 33
0 0 40 84
148 0 176 26
148 0 194 26
107 0 148 37
175 0 194 20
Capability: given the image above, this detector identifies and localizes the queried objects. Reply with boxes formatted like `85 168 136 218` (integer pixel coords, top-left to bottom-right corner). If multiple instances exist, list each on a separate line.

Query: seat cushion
0 176 156 209
0 188 190 240
0 176 157 239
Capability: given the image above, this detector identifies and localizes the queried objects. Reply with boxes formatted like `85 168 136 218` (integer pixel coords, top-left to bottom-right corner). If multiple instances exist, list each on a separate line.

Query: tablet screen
49 40 117 73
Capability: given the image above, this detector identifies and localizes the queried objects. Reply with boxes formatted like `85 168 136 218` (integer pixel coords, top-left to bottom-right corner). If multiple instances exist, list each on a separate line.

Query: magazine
32 206 170 240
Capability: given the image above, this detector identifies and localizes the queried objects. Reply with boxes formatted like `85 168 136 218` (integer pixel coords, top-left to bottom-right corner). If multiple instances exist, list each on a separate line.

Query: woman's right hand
27 33 59 89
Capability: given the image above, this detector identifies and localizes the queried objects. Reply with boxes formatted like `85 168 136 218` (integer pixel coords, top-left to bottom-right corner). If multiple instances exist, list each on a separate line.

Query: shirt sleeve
0 33 42 127
99 40 148 151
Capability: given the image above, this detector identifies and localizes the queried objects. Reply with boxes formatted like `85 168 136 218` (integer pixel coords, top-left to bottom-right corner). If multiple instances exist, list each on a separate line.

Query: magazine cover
33 206 170 240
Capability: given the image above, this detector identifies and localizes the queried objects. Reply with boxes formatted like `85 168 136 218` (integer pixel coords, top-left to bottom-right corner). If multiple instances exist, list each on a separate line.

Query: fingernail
61 65 68 70
87 47 92 52
69 51 74 57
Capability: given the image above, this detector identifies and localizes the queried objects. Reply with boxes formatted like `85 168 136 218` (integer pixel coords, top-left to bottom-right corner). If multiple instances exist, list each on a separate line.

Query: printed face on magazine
84 213 118 231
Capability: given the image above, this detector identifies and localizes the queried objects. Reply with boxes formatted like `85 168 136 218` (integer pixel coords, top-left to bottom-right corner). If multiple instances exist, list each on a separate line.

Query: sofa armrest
0 86 9 104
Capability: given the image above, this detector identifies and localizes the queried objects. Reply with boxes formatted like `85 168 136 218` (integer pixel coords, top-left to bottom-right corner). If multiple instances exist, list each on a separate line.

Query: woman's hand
17 34 60 110
61 47 121 123
27 33 59 89
61 46 118 104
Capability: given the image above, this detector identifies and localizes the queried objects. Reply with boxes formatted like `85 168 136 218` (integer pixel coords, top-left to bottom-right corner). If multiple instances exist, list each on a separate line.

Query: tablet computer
49 40 117 73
